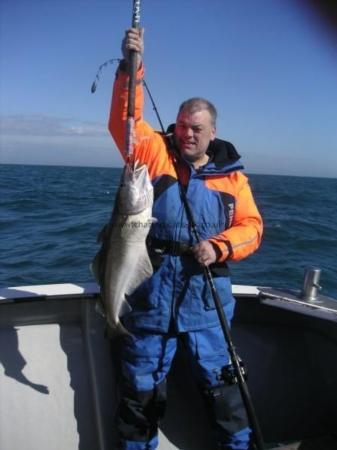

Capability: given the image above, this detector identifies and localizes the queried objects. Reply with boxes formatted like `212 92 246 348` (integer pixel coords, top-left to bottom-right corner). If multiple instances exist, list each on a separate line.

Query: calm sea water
1 164 336 297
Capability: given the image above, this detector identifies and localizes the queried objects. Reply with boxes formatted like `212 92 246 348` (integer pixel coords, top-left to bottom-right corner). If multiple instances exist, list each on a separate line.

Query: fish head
118 163 153 215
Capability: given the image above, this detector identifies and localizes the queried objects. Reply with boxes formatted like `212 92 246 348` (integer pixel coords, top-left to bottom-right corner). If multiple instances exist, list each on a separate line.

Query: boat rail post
300 267 322 302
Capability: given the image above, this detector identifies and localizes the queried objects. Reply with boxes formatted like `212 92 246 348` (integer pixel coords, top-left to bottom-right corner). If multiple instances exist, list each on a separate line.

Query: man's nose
184 127 193 138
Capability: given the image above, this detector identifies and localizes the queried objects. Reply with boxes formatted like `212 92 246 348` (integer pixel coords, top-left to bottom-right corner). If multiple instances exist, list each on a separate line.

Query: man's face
174 109 216 164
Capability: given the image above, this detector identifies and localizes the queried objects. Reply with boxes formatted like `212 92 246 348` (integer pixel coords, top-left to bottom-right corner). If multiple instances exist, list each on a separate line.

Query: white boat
1 273 336 450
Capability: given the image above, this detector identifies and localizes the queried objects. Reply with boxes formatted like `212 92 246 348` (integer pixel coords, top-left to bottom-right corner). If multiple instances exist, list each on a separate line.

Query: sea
1 164 336 298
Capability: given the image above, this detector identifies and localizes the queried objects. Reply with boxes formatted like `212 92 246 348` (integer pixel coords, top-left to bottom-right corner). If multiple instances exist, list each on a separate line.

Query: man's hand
192 241 219 267
122 28 144 69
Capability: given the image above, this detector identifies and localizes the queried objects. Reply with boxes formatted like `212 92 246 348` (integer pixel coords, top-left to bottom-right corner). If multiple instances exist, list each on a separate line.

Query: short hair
178 97 217 126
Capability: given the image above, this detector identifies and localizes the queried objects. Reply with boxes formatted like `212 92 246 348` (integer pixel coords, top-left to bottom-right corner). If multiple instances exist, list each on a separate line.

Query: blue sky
1 0 336 177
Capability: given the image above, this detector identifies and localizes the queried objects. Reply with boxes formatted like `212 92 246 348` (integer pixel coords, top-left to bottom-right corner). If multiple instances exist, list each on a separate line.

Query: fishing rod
125 0 141 162
92 2 143 156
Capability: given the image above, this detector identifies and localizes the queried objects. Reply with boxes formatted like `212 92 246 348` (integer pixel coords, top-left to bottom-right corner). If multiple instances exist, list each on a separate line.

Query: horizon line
1 162 336 180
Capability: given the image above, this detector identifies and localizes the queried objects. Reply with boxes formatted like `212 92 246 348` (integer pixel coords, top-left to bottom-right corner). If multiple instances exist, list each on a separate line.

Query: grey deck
0 286 337 449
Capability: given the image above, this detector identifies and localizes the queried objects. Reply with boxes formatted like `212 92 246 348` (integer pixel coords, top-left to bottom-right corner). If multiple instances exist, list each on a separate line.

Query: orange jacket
109 64 263 263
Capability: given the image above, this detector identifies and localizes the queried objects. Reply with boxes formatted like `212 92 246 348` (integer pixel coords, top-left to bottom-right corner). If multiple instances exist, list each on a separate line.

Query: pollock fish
91 162 154 335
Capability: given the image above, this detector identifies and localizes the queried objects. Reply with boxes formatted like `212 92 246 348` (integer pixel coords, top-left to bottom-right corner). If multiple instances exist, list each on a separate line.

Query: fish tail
105 320 130 340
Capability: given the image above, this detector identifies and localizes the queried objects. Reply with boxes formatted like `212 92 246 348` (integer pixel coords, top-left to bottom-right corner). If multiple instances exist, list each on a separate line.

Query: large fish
91 162 154 335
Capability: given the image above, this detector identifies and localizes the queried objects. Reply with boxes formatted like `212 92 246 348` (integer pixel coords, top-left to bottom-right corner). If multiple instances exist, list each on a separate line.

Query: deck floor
268 434 337 450
1 293 337 450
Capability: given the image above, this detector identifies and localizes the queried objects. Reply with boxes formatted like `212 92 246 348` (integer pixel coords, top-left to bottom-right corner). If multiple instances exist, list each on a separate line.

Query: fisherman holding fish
105 27 263 450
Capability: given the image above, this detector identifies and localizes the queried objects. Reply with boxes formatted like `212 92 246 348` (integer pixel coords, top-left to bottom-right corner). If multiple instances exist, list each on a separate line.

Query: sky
0 0 336 178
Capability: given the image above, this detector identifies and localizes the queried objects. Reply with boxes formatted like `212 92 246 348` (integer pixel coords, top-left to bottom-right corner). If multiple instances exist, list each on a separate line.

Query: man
109 28 263 450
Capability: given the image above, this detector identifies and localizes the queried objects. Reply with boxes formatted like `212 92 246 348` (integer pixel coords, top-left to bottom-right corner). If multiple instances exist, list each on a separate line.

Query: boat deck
0 283 336 450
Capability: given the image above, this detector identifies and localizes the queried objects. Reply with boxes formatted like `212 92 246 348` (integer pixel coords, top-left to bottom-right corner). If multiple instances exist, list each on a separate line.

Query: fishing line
90 58 121 94
91 59 165 134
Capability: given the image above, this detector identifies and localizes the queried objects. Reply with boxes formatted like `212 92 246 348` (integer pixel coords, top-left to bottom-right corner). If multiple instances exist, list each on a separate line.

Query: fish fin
97 224 108 243
89 261 99 283
94 298 106 318
120 297 132 317
90 251 105 285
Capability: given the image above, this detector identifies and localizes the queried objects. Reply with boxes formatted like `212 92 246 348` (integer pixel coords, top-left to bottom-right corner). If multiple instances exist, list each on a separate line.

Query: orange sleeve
208 172 263 262
108 63 176 180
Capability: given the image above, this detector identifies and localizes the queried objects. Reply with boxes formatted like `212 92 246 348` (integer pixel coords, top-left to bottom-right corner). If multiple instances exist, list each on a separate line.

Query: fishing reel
221 357 247 385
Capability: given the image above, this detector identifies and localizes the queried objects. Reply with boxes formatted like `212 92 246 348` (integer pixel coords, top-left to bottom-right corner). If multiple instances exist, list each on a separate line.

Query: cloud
0 136 123 168
0 115 123 168
0 114 107 137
